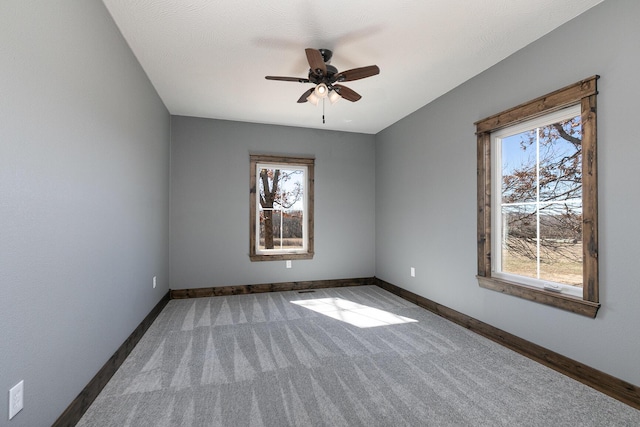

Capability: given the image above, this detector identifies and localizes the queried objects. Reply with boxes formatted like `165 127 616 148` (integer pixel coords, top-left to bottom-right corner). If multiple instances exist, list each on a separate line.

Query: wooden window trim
249 154 315 262
475 76 600 317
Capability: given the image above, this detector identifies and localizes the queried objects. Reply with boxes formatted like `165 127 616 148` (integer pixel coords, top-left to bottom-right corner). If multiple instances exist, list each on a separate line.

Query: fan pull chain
322 97 325 124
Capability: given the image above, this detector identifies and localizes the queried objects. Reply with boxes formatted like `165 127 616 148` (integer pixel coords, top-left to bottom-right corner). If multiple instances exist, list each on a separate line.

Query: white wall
170 116 376 288
375 0 640 386
0 1 170 425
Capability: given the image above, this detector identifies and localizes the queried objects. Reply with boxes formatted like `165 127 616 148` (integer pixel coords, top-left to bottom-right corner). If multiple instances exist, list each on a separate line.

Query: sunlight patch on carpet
290 298 417 328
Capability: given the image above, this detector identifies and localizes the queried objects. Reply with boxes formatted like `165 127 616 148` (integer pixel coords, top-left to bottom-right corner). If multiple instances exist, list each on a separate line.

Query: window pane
258 209 279 251
539 201 583 286
538 116 582 203
501 115 581 205
502 132 537 203
259 210 304 250
501 204 538 279
281 210 303 249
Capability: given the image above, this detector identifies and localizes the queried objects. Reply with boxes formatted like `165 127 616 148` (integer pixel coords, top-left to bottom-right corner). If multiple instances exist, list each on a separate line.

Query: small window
249 155 314 261
475 76 600 317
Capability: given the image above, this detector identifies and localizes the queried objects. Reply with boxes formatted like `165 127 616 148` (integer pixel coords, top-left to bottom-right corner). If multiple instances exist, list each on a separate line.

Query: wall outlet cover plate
9 380 24 419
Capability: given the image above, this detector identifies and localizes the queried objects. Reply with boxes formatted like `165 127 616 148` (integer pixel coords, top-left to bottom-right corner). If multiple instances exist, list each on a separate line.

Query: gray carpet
77 286 640 426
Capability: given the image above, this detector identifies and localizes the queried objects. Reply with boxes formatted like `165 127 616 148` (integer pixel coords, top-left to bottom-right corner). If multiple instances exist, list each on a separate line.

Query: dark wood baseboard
374 277 640 410
52 291 170 427
169 277 374 299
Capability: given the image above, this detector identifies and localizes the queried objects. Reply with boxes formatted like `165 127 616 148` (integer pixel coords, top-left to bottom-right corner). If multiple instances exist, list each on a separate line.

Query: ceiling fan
265 48 380 105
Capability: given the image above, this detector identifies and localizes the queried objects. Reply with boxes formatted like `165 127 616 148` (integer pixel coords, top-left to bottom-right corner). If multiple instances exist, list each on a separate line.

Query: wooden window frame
475 76 600 317
249 154 315 262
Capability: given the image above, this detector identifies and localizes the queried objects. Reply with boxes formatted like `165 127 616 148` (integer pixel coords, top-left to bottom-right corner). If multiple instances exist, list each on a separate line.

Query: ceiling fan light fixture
306 91 320 106
314 83 328 98
328 89 341 104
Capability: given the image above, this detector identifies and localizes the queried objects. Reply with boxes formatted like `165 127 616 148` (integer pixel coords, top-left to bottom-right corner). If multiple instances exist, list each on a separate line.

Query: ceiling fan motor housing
309 64 338 85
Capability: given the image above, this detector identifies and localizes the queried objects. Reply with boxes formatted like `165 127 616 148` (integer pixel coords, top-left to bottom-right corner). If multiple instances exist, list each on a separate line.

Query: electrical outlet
286 260 292 269
9 380 23 420
153 276 157 289
410 267 416 277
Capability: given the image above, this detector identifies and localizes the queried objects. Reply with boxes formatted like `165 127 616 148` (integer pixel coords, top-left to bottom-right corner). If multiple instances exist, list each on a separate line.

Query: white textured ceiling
102 0 603 134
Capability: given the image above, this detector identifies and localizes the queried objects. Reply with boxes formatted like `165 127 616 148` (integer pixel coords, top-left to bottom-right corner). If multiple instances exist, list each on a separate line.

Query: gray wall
376 0 640 387
170 116 375 289
0 1 170 425
2 0 636 425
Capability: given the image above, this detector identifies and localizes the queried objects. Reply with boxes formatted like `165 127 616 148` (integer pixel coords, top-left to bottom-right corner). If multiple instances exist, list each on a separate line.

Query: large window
249 155 314 261
493 106 583 296
475 76 599 317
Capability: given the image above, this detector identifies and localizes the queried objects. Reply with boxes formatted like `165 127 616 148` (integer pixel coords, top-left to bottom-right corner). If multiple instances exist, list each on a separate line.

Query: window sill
477 275 600 318
250 252 314 262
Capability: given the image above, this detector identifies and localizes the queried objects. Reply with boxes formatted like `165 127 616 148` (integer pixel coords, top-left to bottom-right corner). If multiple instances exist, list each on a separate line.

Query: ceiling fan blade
333 84 362 102
334 65 380 82
305 48 327 76
297 88 314 103
265 76 310 83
